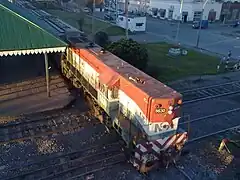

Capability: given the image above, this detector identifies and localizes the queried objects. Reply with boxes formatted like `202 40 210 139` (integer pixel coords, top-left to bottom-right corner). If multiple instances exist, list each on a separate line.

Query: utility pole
125 0 129 39
92 0 96 42
196 9 203 48
196 0 209 48
44 53 50 97
175 0 184 43
115 0 118 23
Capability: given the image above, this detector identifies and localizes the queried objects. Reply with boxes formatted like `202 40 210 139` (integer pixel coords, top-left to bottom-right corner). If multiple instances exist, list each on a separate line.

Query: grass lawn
46 10 126 36
145 42 221 82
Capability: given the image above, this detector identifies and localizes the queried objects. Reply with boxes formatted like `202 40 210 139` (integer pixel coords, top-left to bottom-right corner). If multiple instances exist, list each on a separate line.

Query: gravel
1 72 240 180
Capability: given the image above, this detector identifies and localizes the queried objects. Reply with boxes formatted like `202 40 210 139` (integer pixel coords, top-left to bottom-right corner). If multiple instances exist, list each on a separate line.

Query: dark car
192 20 208 29
104 14 116 21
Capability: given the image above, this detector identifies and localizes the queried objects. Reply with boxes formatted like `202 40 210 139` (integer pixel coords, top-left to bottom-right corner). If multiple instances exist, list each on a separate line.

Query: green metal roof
0 1 67 54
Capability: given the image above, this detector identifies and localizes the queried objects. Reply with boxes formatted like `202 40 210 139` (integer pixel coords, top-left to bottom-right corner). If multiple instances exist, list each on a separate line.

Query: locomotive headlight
169 106 173 110
168 110 173 115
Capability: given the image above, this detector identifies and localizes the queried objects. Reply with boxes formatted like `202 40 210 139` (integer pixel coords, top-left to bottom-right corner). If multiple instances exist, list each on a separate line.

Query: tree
94 31 110 48
106 38 149 71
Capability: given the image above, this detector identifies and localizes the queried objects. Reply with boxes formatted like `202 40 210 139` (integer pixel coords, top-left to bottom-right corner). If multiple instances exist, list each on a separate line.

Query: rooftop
76 47 180 98
0 0 68 55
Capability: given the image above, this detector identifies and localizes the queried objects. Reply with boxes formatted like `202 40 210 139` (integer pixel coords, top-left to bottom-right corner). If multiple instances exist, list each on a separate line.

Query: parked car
104 14 116 21
233 21 239 28
192 20 208 29
82 7 90 13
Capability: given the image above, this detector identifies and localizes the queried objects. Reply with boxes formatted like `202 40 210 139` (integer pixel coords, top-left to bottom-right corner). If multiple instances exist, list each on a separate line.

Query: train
60 38 188 172
3 0 187 171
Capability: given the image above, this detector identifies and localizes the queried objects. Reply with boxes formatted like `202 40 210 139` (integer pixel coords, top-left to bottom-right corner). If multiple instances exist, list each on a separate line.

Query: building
116 14 146 32
220 1 240 23
115 0 222 22
149 0 223 22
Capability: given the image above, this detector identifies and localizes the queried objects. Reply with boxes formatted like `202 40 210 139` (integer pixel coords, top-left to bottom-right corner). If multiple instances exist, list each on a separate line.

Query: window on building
111 86 119 99
136 23 144 26
159 9 166 18
152 8 158 16
168 9 173 19
99 83 108 98
193 11 202 21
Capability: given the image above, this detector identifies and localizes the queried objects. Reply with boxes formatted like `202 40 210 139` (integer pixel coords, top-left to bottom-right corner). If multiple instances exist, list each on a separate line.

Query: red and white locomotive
61 43 188 171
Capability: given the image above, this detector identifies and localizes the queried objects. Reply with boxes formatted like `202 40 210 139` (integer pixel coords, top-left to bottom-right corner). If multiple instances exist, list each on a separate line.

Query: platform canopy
0 0 67 57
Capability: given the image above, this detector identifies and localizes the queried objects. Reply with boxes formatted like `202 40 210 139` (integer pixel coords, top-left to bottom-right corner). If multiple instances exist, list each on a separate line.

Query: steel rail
0 114 62 129
181 80 240 93
183 89 240 104
180 107 240 125
39 153 125 180
175 165 193 180
0 79 63 97
5 147 122 180
181 81 240 104
0 114 88 136
68 160 125 180
3 141 121 177
0 108 77 127
0 122 87 145
0 74 61 91
188 125 240 143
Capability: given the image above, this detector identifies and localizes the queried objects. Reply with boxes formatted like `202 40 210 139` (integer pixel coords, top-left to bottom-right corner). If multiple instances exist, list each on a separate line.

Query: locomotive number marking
155 108 166 114
154 122 170 133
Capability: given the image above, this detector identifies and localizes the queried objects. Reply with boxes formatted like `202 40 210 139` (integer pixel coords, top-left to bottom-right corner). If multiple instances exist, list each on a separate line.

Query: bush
94 31 110 48
107 38 149 71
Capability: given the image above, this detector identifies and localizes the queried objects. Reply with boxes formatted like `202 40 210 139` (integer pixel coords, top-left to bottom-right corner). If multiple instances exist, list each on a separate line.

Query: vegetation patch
46 10 126 36
145 42 221 82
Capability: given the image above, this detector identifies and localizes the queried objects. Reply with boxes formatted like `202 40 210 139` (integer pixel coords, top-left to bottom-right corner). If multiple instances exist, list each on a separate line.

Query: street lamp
125 0 129 39
196 0 210 48
91 0 96 42
115 0 118 23
175 0 184 43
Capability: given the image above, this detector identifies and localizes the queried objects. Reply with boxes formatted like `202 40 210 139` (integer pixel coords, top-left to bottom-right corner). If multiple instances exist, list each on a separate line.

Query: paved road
146 17 240 58
93 12 240 58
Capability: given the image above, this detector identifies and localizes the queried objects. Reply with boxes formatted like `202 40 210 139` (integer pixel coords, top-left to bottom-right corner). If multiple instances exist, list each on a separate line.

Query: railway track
179 107 240 142
182 80 240 104
3 142 125 180
174 166 193 180
0 109 95 145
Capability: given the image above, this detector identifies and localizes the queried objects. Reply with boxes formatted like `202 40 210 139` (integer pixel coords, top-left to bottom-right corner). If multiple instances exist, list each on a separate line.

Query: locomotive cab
148 97 182 138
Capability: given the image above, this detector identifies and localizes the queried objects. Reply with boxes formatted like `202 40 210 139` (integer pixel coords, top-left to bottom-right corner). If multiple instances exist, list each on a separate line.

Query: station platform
0 75 75 118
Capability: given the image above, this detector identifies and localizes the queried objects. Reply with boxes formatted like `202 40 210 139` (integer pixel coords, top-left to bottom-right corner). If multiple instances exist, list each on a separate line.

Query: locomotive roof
81 47 181 99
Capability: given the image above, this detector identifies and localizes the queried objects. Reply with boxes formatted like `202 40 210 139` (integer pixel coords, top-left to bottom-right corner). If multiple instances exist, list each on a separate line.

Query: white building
116 15 146 32
116 0 223 22
149 0 222 22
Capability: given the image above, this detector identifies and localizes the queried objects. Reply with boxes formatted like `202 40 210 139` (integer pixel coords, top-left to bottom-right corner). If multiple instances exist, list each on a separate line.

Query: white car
82 7 90 13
